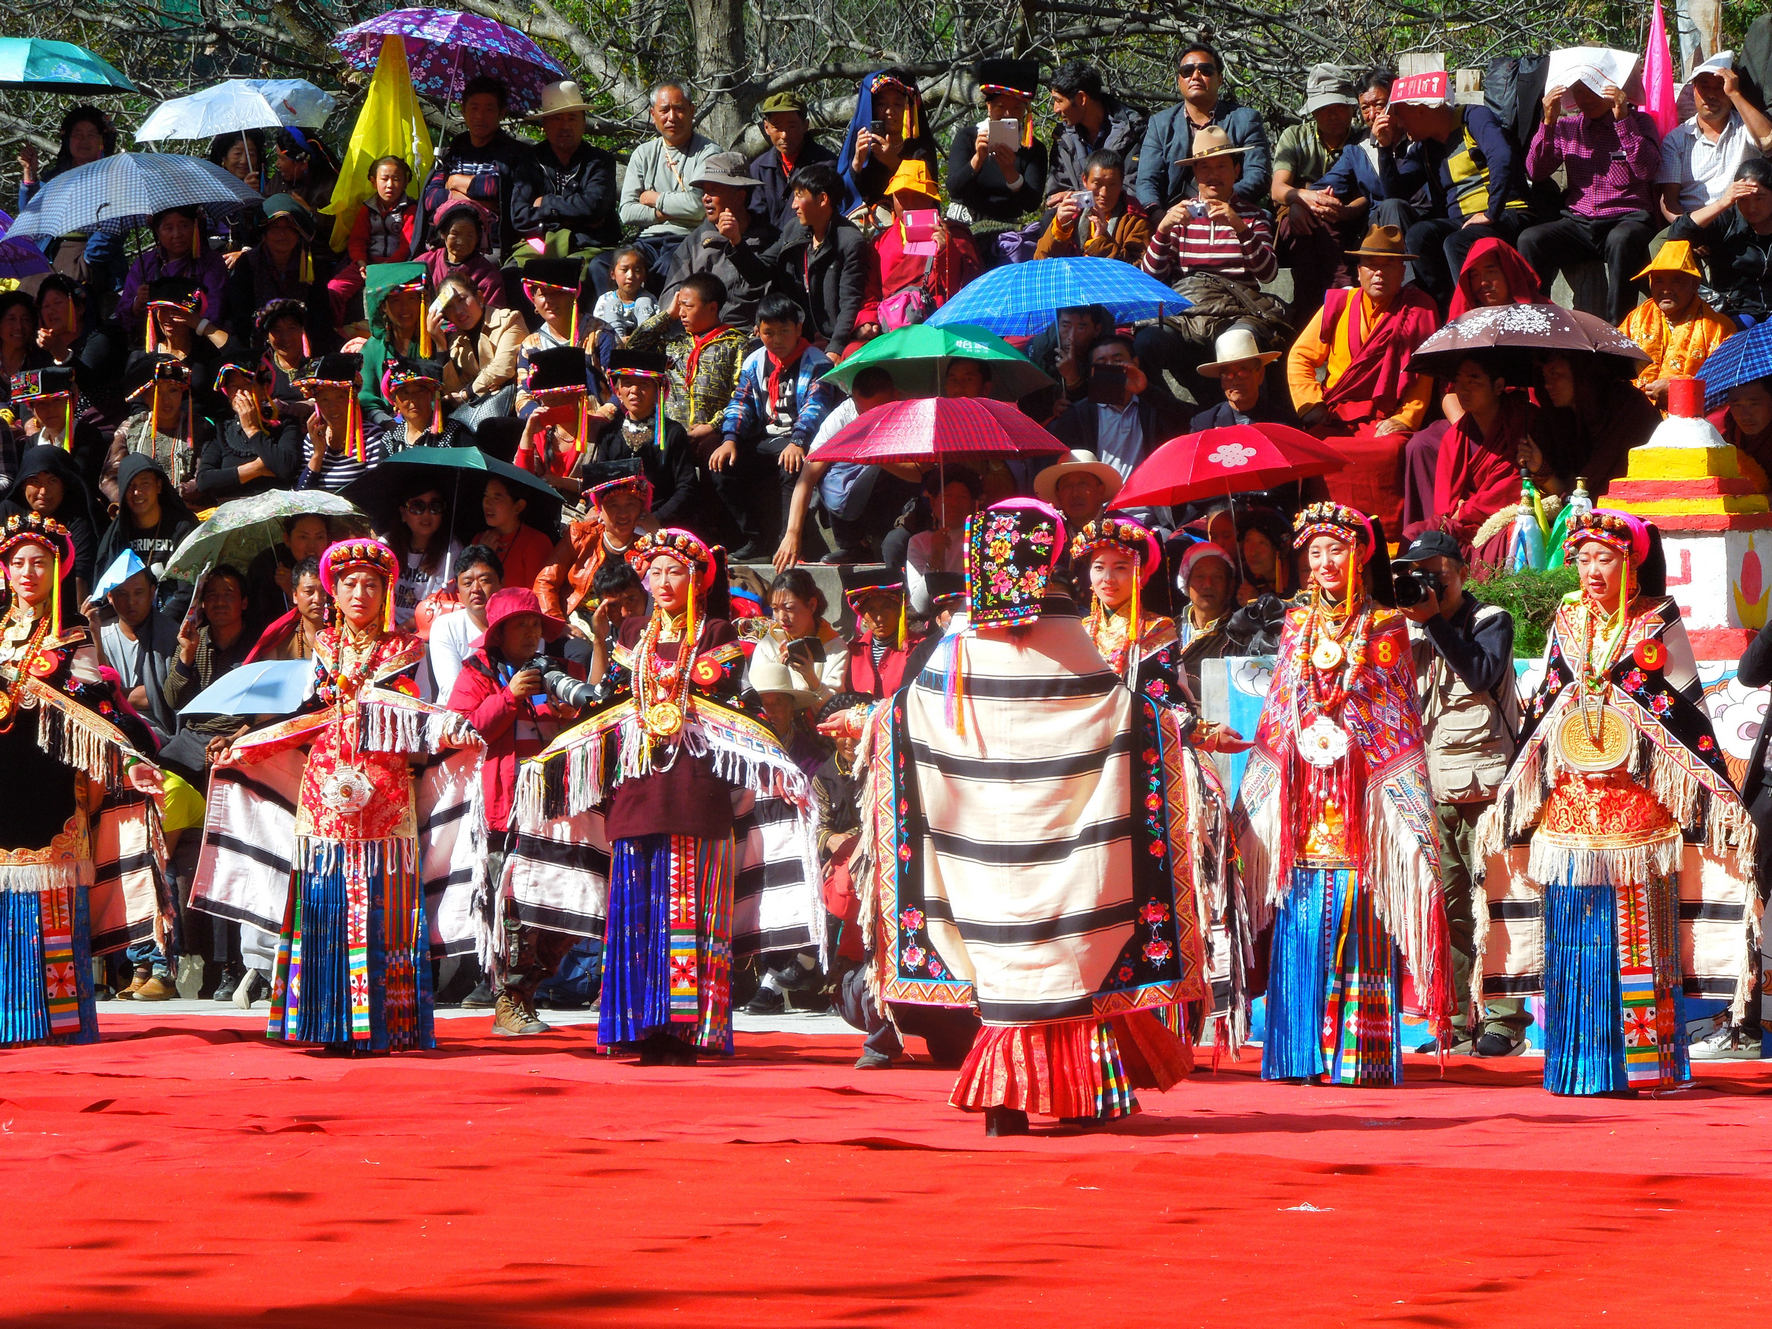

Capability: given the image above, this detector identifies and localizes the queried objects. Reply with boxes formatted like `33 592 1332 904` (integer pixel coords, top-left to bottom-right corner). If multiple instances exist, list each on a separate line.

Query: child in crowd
331 156 418 326
591 246 657 342
713 293 835 560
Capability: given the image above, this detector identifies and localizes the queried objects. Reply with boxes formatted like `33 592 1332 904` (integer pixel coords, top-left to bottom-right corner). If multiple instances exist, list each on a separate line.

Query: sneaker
728 541 769 562
821 547 872 565
854 1049 895 1070
461 978 495 1009
1689 1024 1763 1060
234 969 272 1010
212 963 245 1003
1473 1032 1525 1058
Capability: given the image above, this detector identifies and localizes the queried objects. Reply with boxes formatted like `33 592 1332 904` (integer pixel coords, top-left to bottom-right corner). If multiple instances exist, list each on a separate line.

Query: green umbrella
0 39 136 94
163 491 371 584
821 323 1054 400
342 446 563 543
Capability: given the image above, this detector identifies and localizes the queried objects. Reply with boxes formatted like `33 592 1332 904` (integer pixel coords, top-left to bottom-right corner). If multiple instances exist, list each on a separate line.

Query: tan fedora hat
526 80 593 122
746 656 820 710
1198 326 1281 378
1174 124 1251 165
1345 223 1418 262
1034 449 1125 503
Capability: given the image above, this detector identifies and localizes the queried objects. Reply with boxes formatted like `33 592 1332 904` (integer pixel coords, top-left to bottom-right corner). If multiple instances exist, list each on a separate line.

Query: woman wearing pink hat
1474 510 1757 1095
446 587 581 1035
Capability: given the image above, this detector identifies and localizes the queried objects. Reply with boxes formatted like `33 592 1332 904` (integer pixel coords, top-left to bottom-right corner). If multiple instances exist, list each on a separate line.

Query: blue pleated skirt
1542 879 1688 1096
270 842 434 1052
1262 866 1403 1086
601 833 734 1053
0 884 96 1047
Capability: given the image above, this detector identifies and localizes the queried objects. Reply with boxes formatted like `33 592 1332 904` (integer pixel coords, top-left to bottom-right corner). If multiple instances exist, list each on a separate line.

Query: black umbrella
342 446 562 544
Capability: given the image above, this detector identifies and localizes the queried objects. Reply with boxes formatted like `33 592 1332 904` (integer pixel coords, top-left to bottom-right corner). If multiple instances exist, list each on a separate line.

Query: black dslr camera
1391 565 1444 610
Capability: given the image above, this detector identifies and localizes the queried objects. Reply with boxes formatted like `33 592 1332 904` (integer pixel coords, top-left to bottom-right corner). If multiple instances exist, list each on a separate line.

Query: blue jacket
721 343 836 449
1315 138 1428 206
1133 95 1272 212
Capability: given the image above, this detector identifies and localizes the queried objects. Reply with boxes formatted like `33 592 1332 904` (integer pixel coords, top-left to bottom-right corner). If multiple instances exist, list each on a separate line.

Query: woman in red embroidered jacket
210 538 477 1052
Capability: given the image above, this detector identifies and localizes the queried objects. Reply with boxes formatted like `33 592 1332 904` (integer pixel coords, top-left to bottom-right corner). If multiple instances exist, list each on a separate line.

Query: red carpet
8 1015 1772 1327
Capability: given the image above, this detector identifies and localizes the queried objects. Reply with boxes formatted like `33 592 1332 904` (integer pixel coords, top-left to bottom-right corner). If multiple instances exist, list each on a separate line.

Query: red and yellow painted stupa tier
1608 377 1772 654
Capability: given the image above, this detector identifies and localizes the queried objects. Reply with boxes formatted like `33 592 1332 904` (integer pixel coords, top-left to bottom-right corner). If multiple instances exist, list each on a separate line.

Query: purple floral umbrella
0 210 50 280
332 8 567 115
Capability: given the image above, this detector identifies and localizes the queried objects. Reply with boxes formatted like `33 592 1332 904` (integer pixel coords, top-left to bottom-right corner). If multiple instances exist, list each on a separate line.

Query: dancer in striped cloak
1474 510 1757 1096
1233 501 1453 1086
0 512 168 1046
202 538 480 1052
845 499 1212 1136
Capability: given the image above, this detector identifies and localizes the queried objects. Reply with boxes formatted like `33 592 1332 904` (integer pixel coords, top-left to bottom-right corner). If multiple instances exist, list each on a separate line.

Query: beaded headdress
319 538 399 631
1069 517 1160 586
628 528 718 591
1291 500 1374 552
0 512 74 634
1563 508 1649 567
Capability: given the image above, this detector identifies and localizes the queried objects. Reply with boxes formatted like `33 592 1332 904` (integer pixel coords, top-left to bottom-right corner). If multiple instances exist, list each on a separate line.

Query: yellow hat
885 158 941 201
1634 240 1702 281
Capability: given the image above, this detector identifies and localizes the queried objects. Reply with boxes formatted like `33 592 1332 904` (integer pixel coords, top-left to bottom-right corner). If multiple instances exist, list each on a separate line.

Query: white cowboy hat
747 656 819 710
1034 449 1124 504
527 80 593 122
1198 326 1281 378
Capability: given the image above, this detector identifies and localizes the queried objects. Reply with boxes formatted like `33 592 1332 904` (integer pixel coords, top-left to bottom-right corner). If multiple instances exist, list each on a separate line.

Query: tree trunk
689 0 748 147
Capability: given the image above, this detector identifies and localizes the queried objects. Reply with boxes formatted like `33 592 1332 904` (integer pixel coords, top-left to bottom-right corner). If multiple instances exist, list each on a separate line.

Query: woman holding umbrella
210 537 479 1052
119 208 230 342
1233 501 1451 1086
0 510 167 1045
1474 511 1756 1095
17 106 123 302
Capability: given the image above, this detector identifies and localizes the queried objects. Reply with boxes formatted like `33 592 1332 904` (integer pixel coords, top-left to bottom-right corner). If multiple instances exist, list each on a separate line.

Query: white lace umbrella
1406 302 1650 380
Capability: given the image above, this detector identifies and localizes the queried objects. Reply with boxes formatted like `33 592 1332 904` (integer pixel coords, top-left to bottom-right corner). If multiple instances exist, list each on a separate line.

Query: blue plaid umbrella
1699 321 1772 410
926 257 1190 337
2 152 262 243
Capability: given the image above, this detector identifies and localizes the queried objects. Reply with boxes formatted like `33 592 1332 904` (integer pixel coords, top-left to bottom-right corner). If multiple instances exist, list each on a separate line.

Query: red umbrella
811 396 1066 464
1116 422 1346 509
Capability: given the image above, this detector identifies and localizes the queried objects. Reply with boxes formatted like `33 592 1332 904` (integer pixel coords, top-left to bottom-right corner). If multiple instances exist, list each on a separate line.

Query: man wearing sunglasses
1134 42 1272 214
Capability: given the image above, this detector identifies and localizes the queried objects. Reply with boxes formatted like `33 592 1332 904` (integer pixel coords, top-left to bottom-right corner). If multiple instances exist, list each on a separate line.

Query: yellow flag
323 35 435 253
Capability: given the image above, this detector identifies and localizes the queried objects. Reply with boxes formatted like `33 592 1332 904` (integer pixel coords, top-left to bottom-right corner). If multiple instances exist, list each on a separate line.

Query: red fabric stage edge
8 1016 1772 1327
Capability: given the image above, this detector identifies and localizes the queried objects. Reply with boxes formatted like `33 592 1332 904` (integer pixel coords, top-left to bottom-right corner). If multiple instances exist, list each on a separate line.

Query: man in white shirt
596 82 718 293
1658 55 1772 221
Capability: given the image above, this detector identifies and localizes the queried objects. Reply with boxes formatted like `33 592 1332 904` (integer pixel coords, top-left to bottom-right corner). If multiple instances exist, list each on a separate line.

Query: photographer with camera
1394 530 1527 1057
447 587 586 1036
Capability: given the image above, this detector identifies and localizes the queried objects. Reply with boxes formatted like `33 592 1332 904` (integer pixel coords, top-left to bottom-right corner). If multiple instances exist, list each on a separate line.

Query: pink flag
1643 0 1679 136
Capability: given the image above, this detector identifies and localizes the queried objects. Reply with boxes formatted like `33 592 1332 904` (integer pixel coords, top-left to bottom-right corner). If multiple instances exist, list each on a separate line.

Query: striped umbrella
926 256 1191 337
3 152 261 242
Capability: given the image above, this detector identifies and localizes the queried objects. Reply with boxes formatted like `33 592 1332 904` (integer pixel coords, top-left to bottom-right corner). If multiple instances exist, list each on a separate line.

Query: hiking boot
131 973 177 1002
492 992 548 1035
115 964 151 1001
461 978 496 1009
744 984 785 1015
854 1049 895 1070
